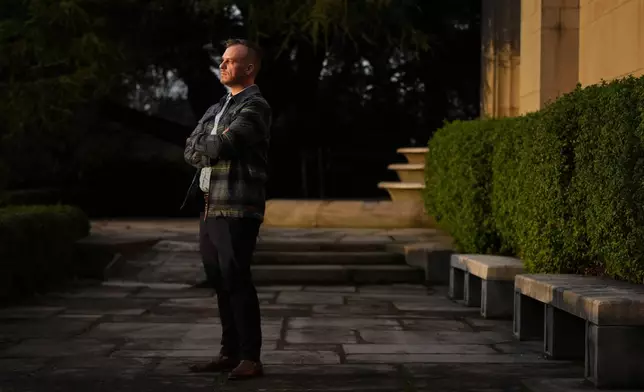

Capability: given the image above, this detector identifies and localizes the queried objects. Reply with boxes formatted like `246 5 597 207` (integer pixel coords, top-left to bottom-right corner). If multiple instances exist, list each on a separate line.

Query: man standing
183 39 271 380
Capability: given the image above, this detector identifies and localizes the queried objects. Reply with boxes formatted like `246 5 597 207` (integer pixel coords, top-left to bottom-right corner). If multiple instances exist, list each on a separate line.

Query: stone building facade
482 0 644 117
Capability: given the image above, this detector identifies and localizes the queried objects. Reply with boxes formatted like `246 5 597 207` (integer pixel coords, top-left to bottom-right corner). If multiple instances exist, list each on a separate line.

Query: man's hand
193 98 271 160
185 132 210 168
187 150 210 168
184 103 220 167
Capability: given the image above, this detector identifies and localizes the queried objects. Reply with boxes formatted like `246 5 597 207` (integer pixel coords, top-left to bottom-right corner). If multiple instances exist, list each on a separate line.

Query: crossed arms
184 98 271 168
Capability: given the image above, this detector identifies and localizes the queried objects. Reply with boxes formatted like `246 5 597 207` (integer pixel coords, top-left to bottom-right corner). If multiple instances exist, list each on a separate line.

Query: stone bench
514 274 644 389
449 254 524 318
387 241 454 284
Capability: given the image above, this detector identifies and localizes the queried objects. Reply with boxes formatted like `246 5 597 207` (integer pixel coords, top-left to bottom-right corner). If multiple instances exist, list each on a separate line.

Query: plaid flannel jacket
183 85 272 221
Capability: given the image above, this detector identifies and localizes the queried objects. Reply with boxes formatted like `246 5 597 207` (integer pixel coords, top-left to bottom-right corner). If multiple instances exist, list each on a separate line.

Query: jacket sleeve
184 105 216 168
193 98 271 160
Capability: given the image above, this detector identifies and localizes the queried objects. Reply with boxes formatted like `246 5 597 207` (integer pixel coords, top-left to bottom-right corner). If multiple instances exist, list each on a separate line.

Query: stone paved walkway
91 219 451 285
0 222 584 391
89 218 451 246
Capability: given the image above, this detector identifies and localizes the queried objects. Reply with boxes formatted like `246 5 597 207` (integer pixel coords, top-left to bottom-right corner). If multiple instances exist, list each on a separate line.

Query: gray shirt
198 93 232 192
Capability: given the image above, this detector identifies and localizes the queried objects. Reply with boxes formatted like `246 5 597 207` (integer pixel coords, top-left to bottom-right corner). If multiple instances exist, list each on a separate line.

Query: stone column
481 0 521 118
519 0 580 114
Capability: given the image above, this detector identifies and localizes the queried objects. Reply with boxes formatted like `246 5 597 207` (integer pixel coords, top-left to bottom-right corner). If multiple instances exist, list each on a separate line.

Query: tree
0 0 122 188
0 0 482 201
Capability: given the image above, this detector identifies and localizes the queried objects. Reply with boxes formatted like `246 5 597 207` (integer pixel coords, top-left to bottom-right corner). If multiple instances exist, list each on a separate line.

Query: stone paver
0 225 584 391
0 282 584 391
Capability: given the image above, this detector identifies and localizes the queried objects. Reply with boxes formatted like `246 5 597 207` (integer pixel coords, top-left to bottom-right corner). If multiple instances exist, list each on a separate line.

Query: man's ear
246 63 255 76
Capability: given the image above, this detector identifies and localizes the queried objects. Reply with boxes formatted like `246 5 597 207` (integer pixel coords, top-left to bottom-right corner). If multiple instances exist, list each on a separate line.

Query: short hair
225 38 263 74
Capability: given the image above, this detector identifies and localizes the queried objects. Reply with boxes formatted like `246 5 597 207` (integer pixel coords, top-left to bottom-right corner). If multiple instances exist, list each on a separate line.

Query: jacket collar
203 84 260 122
230 84 260 103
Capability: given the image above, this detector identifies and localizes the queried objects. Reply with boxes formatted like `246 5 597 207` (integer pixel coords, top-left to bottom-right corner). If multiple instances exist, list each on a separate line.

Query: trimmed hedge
489 114 536 256
423 75 644 283
425 119 500 254
516 87 591 275
573 78 644 281
0 205 90 301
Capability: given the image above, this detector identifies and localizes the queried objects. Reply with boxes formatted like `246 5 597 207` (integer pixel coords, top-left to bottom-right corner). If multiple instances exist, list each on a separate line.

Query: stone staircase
150 232 426 285
378 147 428 202
252 237 424 284
89 219 454 286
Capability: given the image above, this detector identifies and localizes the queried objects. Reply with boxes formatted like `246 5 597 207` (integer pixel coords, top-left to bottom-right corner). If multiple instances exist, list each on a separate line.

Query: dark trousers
199 215 262 362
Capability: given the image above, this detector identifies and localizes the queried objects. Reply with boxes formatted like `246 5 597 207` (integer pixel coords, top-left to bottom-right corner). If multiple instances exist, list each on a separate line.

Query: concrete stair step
153 239 397 253
251 264 424 284
387 163 424 170
253 251 403 265
377 182 425 189
397 147 429 164
387 163 425 183
257 239 391 252
377 182 425 203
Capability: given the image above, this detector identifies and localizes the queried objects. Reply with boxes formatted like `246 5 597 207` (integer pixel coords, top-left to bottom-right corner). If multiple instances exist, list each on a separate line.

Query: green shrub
424 74 644 283
516 87 593 275
0 205 90 301
424 119 501 254
490 113 539 255
572 77 644 282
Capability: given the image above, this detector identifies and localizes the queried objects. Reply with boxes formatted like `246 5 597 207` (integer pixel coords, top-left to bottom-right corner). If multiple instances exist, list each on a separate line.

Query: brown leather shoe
227 360 264 380
188 355 238 373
